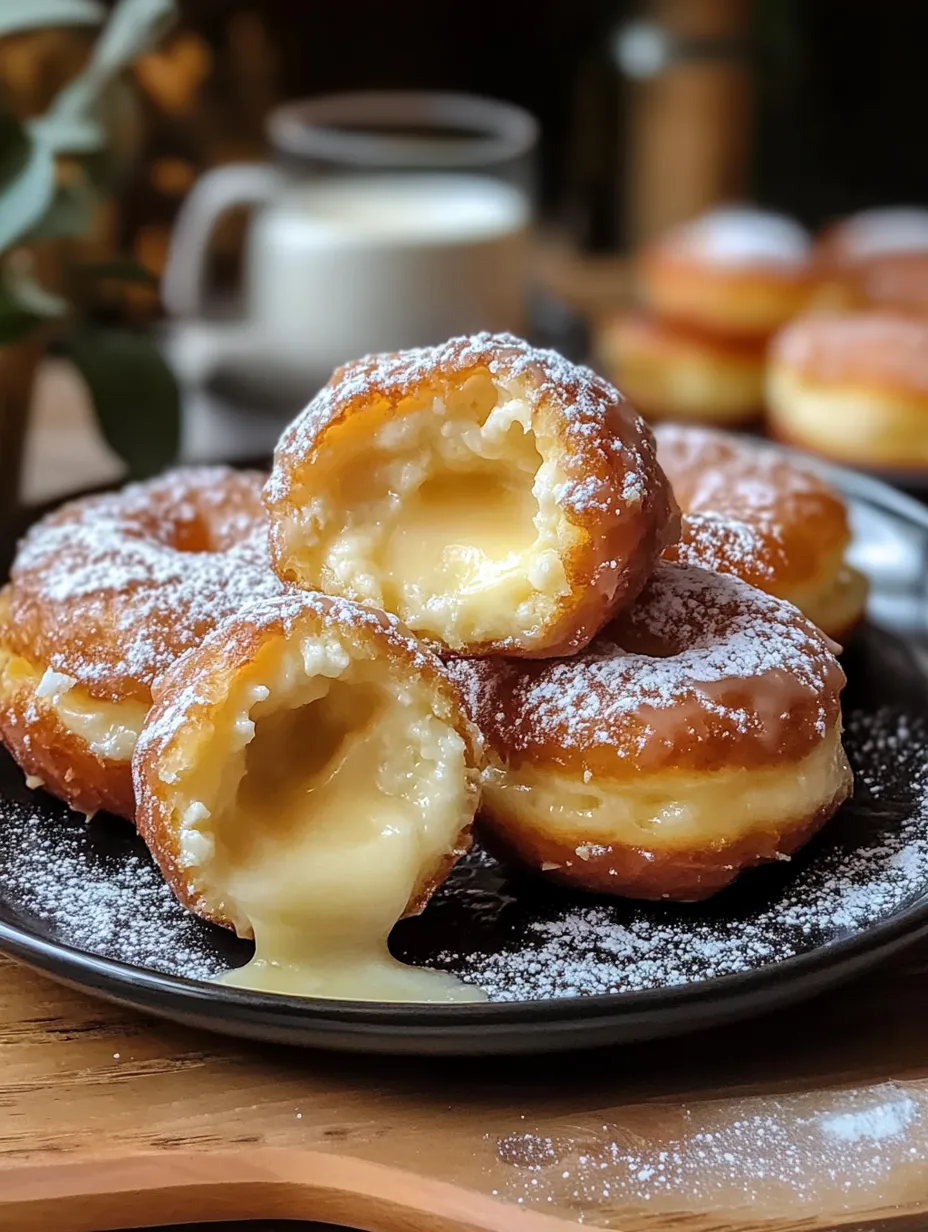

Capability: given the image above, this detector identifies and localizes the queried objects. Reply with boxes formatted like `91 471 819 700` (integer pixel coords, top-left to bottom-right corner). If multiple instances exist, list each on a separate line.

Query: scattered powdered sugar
1 708 925 1002
0 803 225 980
421 709 928 1000
266 331 663 527
491 1083 928 1217
819 1098 918 1143
135 590 441 765
10 467 284 693
656 423 844 586
667 205 810 266
830 206 928 259
446 562 839 763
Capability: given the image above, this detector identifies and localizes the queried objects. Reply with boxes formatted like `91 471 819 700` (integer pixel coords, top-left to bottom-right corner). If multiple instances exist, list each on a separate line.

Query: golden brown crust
446 563 846 779
0 467 280 819
135 592 482 930
769 311 928 402
816 208 928 268
824 252 928 317
641 257 814 340
596 313 767 425
656 424 852 593
264 332 679 658
478 783 851 902
601 312 769 365
639 210 814 339
6 467 277 705
0 652 134 817
446 562 850 902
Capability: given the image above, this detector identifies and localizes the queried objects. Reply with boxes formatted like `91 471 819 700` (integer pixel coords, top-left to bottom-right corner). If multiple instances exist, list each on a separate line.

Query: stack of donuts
598 201 928 476
0 333 866 1002
597 206 817 428
768 206 928 474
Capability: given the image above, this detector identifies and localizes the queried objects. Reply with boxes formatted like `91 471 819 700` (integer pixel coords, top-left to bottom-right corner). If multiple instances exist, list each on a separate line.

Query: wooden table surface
6 934 928 1232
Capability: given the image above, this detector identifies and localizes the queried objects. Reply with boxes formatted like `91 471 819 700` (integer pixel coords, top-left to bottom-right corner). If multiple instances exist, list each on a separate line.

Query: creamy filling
166 633 482 1003
768 367 928 466
0 650 146 761
282 373 579 648
485 724 849 854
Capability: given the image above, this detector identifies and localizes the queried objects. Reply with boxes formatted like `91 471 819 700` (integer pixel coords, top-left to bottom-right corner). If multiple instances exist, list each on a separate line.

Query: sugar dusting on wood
492 1082 928 1217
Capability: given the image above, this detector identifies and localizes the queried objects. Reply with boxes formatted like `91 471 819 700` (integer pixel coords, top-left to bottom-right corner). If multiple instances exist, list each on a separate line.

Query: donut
638 206 814 340
0 467 283 819
848 251 928 316
596 313 766 426
264 332 678 658
767 311 928 471
815 250 928 318
817 206 928 266
133 591 484 1003
447 562 851 902
814 209 928 314
655 424 868 641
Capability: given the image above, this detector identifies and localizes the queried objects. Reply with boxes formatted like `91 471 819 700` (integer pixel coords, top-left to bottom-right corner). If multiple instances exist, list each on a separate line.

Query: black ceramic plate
1 460 928 1055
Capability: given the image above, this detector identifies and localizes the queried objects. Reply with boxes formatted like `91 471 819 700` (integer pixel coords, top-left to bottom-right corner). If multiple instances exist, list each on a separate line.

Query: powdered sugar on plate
401 707 928 1000
0 707 926 1001
0 804 226 980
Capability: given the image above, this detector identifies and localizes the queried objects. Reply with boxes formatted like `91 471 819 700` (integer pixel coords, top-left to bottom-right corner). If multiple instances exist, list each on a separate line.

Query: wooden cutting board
5 948 928 1232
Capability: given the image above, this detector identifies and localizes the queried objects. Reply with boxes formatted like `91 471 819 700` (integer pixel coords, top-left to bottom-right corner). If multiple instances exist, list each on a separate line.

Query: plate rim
2 450 928 1036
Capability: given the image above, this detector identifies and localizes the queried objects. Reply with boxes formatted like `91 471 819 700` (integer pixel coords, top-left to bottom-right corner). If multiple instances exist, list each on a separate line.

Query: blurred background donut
8 1 928 525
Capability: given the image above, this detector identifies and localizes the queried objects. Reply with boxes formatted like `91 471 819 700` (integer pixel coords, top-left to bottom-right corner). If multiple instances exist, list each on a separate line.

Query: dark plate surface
1 460 928 1054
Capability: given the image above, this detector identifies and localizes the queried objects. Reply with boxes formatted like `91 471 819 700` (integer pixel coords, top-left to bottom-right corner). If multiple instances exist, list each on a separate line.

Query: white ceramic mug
162 93 537 396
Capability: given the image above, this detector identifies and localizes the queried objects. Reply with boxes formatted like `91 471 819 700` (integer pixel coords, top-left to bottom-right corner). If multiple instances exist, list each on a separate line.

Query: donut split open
265 333 678 658
275 370 579 650
135 597 483 1002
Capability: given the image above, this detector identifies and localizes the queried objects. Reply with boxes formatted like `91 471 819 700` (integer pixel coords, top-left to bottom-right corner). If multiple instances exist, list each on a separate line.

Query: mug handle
161 163 285 318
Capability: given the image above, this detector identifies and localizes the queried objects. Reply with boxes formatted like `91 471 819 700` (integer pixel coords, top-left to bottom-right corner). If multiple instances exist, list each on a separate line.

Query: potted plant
0 0 181 526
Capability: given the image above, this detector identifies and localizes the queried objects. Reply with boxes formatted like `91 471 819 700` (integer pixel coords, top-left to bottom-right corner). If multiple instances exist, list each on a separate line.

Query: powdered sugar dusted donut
134 591 483 1003
656 424 867 640
639 206 814 339
767 311 928 471
264 332 678 658
0 468 283 818
814 209 928 315
597 313 767 426
447 562 851 902
818 207 928 265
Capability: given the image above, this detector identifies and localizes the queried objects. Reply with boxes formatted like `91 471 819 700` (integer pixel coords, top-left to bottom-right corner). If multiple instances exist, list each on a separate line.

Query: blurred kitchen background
3 0 928 516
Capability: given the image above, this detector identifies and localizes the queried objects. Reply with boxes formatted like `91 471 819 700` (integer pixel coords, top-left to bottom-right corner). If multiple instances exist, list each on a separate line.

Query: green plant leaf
26 176 97 240
29 111 102 154
0 110 30 189
88 0 176 76
0 262 67 345
0 114 55 252
76 257 159 286
0 0 105 37
39 0 177 152
0 287 42 345
67 326 180 477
